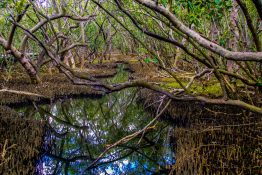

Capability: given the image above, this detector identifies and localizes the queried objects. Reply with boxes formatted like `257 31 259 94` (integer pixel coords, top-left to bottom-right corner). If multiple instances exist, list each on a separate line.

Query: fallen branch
86 99 172 170
0 89 45 98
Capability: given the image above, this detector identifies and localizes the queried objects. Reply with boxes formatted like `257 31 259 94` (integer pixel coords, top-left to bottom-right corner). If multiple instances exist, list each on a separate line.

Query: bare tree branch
134 0 262 61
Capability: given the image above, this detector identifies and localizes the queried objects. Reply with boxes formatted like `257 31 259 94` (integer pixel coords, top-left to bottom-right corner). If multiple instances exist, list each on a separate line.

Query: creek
11 64 261 175
15 65 176 175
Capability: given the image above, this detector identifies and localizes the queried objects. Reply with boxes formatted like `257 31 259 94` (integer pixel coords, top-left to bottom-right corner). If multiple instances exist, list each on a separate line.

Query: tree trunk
18 56 40 83
0 37 40 83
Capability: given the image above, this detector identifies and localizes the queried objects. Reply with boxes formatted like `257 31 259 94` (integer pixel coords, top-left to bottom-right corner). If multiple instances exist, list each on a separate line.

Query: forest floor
0 64 113 105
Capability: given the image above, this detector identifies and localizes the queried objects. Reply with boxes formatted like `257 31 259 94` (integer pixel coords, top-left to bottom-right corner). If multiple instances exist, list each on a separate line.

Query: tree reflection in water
15 66 175 174
18 88 175 175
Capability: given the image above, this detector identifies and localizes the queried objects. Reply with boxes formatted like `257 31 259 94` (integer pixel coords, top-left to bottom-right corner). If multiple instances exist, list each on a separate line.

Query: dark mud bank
137 89 262 175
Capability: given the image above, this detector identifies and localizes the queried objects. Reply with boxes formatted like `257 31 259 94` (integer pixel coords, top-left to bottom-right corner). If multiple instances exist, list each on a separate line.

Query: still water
16 66 175 175
13 64 262 174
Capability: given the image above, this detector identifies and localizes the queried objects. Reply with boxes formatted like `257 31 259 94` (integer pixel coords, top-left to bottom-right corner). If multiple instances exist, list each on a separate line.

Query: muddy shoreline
0 61 139 106
0 66 115 106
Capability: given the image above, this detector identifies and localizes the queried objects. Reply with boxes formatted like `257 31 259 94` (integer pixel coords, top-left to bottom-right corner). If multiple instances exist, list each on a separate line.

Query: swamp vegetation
0 0 262 174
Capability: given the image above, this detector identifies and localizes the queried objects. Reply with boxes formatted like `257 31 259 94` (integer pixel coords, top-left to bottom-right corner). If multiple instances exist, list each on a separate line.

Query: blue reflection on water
28 65 176 174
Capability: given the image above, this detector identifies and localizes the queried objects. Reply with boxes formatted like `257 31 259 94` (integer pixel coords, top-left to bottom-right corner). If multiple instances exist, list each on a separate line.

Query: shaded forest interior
0 0 262 174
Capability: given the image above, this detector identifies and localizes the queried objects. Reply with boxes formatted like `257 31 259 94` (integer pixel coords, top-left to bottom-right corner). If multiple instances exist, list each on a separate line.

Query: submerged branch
86 99 171 169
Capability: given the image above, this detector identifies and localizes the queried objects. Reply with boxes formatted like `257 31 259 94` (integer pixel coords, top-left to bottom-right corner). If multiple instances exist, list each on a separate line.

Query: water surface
16 66 175 175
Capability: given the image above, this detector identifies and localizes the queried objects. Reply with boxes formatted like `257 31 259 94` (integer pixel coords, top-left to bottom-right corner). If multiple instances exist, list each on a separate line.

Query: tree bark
134 0 262 61
0 37 40 83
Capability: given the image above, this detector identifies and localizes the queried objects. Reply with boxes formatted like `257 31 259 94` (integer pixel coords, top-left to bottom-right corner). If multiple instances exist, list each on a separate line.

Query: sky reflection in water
17 66 175 174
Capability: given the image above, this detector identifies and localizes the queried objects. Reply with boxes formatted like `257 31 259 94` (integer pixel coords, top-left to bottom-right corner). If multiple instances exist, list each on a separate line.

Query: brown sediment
0 106 46 175
85 63 118 78
138 89 262 175
0 60 147 106
0 63 121 106
0 73 101 105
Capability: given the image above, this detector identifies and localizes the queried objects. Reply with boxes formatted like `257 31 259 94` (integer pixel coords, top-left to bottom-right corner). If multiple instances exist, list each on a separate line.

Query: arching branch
134 0 262 61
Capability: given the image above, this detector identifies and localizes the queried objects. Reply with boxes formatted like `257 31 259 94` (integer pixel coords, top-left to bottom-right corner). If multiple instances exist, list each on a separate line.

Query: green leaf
215 0 221 5
144 57 151 63
153 57 159 63
0 0 9 8
16 0 26 13
188 1 193 10
219 39 225 47
161 0 168 7
258 77 262 83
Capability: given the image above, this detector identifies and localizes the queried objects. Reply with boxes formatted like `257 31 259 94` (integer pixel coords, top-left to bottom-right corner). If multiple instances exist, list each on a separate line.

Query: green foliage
144 57 159 63
0 0 11 8
161 0 168 7
15 0 26 13
136 47 147 54
257 77 262 86
214 0 221 5
173 0 232 26
0 0 27 13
